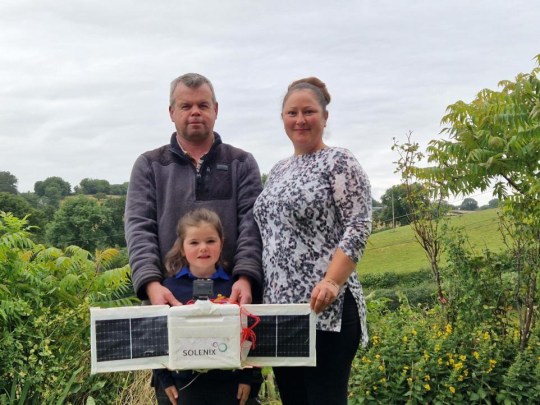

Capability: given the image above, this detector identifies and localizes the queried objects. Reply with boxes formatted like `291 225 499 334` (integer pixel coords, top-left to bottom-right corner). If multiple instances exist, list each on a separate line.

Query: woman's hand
310 278 340 314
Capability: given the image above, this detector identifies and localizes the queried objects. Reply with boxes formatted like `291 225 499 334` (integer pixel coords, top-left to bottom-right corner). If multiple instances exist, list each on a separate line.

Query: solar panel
242 304 316 367
90 305 170 373
90 303 315 373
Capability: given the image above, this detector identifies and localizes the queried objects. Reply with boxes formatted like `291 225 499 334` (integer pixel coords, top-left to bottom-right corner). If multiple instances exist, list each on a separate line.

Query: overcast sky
1 0 538 204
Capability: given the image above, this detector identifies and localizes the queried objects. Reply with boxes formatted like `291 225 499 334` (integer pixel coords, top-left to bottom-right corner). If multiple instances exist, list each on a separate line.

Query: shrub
362 269 432 291
0 213 138 404
348 300 539 404
366 284 436 310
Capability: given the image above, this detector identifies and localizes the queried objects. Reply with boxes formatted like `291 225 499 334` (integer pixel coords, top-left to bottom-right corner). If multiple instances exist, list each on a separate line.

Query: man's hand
146 281 182 306
229 276 252 305
164 385 179 405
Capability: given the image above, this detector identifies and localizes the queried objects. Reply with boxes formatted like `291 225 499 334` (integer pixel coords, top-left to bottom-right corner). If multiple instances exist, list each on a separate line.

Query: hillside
357 208 505 275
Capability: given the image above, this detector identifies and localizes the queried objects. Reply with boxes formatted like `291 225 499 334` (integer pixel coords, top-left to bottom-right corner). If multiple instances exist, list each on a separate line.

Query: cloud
0 0 538 207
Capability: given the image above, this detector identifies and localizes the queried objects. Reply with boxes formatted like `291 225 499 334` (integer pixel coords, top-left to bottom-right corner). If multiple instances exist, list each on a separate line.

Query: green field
357 208 505 276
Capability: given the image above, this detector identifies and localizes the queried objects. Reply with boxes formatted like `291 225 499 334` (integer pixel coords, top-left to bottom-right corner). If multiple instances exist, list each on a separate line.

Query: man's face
169 83 218 144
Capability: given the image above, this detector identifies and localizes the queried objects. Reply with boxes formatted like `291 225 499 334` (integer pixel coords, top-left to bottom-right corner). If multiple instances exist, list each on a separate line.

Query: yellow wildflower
473 351 480 360
424 375 430 381
403 336 408 343
486 359 497 373
449 386 456 394
459 355 467 362
424 383 431 391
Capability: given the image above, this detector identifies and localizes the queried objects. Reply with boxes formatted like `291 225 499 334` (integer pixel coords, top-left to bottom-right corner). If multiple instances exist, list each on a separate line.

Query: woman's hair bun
288 77 331 104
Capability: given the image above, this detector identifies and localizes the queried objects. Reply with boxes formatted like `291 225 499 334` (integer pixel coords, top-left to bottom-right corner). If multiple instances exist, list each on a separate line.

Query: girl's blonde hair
164 208 224 276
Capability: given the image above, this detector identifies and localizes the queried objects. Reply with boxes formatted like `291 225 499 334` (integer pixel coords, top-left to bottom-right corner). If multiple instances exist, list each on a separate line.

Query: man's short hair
169 73 216 107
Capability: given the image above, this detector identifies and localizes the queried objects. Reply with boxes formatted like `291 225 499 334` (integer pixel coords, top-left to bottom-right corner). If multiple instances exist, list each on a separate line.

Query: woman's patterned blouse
253 147 372 342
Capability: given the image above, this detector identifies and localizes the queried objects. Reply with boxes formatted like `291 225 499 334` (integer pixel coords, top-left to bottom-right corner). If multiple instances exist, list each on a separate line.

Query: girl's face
182 222 223 277
282 89 328 155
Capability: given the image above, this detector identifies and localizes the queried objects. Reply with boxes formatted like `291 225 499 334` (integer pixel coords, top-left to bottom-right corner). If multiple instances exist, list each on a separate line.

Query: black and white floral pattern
253 147 372 345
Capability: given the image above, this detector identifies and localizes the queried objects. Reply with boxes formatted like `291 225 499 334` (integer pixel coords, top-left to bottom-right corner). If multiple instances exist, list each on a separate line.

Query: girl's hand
237 383 251 405
310 278 340 314
164 385 179 405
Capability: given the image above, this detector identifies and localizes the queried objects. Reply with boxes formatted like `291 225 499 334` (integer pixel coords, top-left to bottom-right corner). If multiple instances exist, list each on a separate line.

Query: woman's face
282 89 328 155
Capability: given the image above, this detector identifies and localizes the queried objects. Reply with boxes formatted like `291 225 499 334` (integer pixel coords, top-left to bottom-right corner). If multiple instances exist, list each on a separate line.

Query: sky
1 0 538 205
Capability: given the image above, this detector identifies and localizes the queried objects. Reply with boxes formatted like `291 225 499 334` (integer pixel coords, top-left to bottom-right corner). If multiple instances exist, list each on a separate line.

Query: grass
357 208 505 276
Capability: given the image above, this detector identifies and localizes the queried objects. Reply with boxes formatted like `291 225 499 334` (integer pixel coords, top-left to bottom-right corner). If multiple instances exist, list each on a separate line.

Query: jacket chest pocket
196 164 233 201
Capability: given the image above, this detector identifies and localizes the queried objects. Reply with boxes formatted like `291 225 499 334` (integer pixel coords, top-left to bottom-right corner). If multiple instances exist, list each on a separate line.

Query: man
125 72 262 307
125 74 263 404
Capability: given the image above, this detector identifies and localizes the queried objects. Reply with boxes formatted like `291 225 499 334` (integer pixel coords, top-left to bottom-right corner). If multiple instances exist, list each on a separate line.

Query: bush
0 213 138 404
366 283 436 310
362 269 432 291
362 270 435 309
348 300 540 404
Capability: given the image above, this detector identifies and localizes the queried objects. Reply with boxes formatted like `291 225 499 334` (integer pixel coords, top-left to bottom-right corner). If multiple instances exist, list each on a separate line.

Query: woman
253 77 372 405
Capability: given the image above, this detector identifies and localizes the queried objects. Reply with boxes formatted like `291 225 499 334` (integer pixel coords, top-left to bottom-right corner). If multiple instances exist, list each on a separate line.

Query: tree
422 54 540 349
109 182 129 195
0 171 18 194
460 197 478 211
79 178 111 195
46 196 113 251
0 192 46 236
34 177 71 208
34 176 71 197
378 183 428 227
488 198 499 208
102 196 127 247
393 134 449 306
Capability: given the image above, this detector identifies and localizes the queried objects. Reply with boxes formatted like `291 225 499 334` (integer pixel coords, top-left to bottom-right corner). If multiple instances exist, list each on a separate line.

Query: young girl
154 208 252 405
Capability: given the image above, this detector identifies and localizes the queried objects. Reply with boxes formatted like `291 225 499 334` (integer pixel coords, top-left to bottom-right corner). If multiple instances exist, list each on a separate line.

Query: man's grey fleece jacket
125 133 263 301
